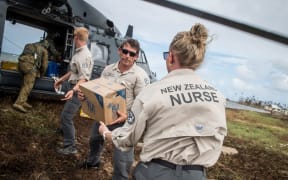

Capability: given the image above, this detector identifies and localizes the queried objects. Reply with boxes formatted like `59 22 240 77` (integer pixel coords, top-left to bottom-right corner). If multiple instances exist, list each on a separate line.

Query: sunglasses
121 48 137 57
163 51 169 60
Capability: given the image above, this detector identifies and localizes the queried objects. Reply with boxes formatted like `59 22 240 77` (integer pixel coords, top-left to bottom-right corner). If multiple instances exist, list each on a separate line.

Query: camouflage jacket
46 38 61 59
18 42 48 76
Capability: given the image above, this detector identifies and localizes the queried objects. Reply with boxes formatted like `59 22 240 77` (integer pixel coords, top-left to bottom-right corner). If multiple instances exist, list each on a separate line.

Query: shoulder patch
144 78 150 85
81 63 88 68
127 111 135 125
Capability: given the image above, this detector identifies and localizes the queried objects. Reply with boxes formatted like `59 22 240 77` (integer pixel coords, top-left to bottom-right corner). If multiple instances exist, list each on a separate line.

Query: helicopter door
0 1 8 54
136 50 156 82
63 28 74 62
90 41 109 79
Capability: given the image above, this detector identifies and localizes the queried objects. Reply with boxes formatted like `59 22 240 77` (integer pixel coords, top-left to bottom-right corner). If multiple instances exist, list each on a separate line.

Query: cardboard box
79 78 126 124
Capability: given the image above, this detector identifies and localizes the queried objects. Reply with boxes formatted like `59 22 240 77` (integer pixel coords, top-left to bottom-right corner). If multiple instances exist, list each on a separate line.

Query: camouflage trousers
15 70 37 105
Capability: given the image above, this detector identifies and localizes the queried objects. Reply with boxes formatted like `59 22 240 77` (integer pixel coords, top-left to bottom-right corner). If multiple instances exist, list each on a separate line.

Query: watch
103 130 110 140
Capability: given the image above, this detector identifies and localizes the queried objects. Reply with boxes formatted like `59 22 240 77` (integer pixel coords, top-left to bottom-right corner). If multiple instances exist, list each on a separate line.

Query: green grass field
226 109 288 155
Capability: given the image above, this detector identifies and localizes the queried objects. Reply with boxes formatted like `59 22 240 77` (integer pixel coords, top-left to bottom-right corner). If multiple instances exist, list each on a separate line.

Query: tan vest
68 45 93 83
101 62 150 110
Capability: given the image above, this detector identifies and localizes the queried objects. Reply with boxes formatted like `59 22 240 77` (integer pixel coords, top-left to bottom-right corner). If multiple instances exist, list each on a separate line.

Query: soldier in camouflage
46 32 62 61
13 40 49 113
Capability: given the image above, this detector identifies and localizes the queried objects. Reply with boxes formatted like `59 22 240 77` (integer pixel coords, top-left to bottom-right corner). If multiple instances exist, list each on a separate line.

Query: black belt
151 159 204 171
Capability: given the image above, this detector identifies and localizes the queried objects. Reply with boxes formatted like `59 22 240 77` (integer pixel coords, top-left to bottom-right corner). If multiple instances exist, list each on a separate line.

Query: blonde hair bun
189 23 208 48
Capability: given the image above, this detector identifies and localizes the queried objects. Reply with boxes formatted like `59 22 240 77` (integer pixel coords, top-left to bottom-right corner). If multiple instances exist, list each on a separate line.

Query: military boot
13 103 28 113
23 102 32 109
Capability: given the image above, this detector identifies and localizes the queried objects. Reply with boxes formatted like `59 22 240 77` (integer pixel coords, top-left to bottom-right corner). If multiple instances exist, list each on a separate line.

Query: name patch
160 84 220 106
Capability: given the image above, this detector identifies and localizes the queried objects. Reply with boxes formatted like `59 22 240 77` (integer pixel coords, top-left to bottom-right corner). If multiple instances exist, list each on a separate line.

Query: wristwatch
103 130 110 140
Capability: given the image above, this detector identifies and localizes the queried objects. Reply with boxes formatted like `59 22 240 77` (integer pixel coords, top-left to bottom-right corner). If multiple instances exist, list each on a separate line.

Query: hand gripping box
79 78 126 124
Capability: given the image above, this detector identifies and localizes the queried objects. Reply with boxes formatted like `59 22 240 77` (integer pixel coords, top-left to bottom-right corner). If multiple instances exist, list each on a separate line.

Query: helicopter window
90 42 108 63
136 50 147 64
1 20 44 63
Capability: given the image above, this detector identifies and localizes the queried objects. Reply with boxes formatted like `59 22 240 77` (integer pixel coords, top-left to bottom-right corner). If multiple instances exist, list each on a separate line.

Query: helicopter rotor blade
142 0 288 45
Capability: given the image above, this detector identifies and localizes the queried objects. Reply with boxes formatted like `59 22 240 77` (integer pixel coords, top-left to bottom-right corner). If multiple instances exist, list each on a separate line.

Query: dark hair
120 39 140 55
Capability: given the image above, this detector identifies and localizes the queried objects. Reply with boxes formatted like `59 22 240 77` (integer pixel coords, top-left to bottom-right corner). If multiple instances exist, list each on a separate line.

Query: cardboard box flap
79 78 127 124
80 78 126 97
96 78 125 90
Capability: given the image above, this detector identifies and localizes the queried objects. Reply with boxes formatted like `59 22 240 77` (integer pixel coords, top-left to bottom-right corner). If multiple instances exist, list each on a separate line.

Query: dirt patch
0 95 287 179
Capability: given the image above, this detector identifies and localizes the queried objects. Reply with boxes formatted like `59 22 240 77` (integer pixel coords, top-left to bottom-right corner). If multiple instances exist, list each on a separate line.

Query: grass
0 96 63 136
1 95 287 179
206 108 288 179
226 108 288 155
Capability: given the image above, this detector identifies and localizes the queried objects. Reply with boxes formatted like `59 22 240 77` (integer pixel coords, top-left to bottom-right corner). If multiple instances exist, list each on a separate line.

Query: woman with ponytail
99 23 227 180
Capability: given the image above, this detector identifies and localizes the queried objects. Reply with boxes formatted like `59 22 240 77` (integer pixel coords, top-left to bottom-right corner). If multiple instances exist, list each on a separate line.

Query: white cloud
236 65 255 80
271 73 288 92
232 78 253 91
272 58 288 74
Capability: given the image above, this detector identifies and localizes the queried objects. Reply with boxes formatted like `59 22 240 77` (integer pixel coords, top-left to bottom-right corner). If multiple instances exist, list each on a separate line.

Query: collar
112 61 136 74
75 45 87 52
162 68 195 80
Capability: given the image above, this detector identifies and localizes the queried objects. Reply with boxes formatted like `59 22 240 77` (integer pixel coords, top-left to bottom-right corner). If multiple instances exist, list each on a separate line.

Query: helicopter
0 0 157 99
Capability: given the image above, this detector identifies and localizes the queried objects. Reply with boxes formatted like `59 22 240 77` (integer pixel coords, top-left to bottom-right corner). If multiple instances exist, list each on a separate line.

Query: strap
151 159 204 171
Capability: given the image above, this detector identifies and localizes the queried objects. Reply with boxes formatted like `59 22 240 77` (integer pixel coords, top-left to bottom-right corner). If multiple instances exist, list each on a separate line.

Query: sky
84 0 288 105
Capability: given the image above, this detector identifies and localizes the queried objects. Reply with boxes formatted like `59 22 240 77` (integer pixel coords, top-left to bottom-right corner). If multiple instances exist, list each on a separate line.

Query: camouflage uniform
13 40 49 113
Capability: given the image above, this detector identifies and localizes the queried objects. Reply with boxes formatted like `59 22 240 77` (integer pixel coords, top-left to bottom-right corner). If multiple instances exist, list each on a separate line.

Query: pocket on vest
19 55 34 73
